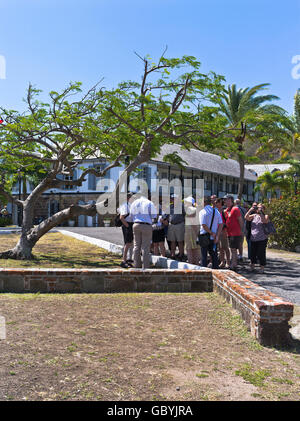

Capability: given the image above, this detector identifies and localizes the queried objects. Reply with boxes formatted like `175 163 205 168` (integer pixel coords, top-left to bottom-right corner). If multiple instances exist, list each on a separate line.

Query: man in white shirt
199 196 223 268
129 194 157 269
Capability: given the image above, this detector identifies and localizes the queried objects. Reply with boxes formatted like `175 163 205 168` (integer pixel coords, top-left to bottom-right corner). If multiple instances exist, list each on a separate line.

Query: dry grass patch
0 292 299 401
0 233 121 268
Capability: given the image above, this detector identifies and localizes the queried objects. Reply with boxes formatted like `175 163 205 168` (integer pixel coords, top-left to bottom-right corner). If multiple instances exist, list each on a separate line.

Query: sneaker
120 261 129 268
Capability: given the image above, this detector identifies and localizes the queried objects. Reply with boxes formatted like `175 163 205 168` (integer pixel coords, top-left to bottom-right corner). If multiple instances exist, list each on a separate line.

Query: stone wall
0 268 213 294
212 270 294 347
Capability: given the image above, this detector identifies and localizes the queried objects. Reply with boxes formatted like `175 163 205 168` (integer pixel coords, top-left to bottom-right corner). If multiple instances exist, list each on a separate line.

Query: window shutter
88 166 96 190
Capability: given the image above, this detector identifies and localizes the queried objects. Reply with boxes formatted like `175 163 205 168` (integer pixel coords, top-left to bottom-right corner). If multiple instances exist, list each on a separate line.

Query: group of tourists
118 192 271 273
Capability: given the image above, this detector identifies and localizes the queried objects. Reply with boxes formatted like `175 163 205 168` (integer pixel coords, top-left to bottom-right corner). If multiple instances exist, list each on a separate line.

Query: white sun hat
184 196 195 205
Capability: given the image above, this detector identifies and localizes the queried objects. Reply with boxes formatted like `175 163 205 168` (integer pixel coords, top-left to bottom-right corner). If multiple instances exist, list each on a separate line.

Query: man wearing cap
167 194 185 260
234 198 247 262
223 195 244 271
129 193 157 269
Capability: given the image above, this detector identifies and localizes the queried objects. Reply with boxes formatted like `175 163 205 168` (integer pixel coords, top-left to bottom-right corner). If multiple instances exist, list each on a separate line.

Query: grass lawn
0 292 299 401
0 233 122 268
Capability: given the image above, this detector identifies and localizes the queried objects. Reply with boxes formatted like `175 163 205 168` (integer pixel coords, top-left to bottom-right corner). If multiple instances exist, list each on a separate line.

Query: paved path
58 227 124 246
58 227 300 305
237 255 300 306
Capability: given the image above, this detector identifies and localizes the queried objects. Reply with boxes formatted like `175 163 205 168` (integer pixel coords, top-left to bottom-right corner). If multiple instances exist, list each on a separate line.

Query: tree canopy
0 52 229 259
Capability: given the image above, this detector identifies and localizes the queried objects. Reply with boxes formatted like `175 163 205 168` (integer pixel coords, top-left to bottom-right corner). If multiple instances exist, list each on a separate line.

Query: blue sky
0 0 299 113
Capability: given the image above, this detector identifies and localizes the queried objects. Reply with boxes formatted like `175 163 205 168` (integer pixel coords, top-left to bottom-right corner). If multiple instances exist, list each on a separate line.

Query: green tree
272 90 300 160
254 171 290 199
282 159 300 194
0 52 227 260
215 83 288 198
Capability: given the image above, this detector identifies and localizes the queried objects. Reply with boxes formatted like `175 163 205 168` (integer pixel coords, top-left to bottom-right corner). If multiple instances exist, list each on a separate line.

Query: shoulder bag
197 209 215 248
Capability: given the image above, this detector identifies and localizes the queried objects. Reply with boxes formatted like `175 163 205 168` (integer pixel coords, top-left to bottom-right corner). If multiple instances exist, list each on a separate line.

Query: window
88 163 110 191
204 174 211 190
62 170 77 190
218 177 224 192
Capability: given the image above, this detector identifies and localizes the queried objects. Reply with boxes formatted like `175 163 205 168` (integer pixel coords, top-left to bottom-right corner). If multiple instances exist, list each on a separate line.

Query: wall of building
11 159 256 226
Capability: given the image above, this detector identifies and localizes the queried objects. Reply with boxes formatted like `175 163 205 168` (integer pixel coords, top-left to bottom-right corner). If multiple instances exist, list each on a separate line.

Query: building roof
151 144 257 181
245 163 291 178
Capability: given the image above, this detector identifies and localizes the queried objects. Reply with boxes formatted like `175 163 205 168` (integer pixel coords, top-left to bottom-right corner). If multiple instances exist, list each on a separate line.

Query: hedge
0 216 13 227
266 195 300 251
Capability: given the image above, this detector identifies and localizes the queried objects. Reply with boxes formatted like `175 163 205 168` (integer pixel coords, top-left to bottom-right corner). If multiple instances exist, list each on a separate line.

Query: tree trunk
0 140 152 260
238 157 245 200
0 232 35 260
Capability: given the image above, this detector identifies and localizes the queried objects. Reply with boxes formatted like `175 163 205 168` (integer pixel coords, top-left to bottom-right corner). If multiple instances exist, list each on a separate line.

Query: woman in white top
184 196 201 265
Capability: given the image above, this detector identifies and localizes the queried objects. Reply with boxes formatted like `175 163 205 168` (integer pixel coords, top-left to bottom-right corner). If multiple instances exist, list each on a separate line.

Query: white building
10 144 257 226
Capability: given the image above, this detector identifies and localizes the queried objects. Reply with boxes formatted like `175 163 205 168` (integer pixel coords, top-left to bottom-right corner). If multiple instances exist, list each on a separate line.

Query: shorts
219 231 229 250
152 229 165 243
122 222 133 244
184 224 200 250
228 235 242 249
167 222 185 243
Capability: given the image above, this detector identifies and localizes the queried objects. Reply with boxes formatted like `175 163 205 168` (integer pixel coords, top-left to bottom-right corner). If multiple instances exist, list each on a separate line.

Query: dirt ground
0 292 299 401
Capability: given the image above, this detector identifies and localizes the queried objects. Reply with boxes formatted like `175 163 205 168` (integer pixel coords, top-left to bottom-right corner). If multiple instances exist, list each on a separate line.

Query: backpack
114 212 129 227
114 214 123 227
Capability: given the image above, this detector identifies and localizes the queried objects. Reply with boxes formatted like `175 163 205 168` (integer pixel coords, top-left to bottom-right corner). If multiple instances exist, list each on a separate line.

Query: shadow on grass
33 254 122 268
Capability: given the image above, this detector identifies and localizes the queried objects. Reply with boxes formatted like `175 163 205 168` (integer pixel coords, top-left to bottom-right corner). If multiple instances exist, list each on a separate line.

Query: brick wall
0 266 294 347
0 269 213 294
212 270 294 347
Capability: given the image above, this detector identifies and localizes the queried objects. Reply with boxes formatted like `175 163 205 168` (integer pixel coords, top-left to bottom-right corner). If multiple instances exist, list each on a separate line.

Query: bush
266 195 300 251
0 216 13 227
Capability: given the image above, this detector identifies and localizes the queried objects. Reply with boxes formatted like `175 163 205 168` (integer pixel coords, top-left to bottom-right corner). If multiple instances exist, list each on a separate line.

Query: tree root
0 248 33 260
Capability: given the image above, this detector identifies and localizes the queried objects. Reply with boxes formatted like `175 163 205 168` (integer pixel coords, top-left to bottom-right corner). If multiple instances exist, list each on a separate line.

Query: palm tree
282 159 300 194
275 90 300 159
254 171 290 199
217 83 287 198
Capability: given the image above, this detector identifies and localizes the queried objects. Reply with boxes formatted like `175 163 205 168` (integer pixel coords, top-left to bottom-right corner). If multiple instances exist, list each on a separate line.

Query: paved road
58 227 300 305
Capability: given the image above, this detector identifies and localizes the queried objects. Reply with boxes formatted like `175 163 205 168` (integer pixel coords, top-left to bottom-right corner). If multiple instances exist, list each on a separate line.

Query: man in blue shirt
199 196 223 268
129 194 157 269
